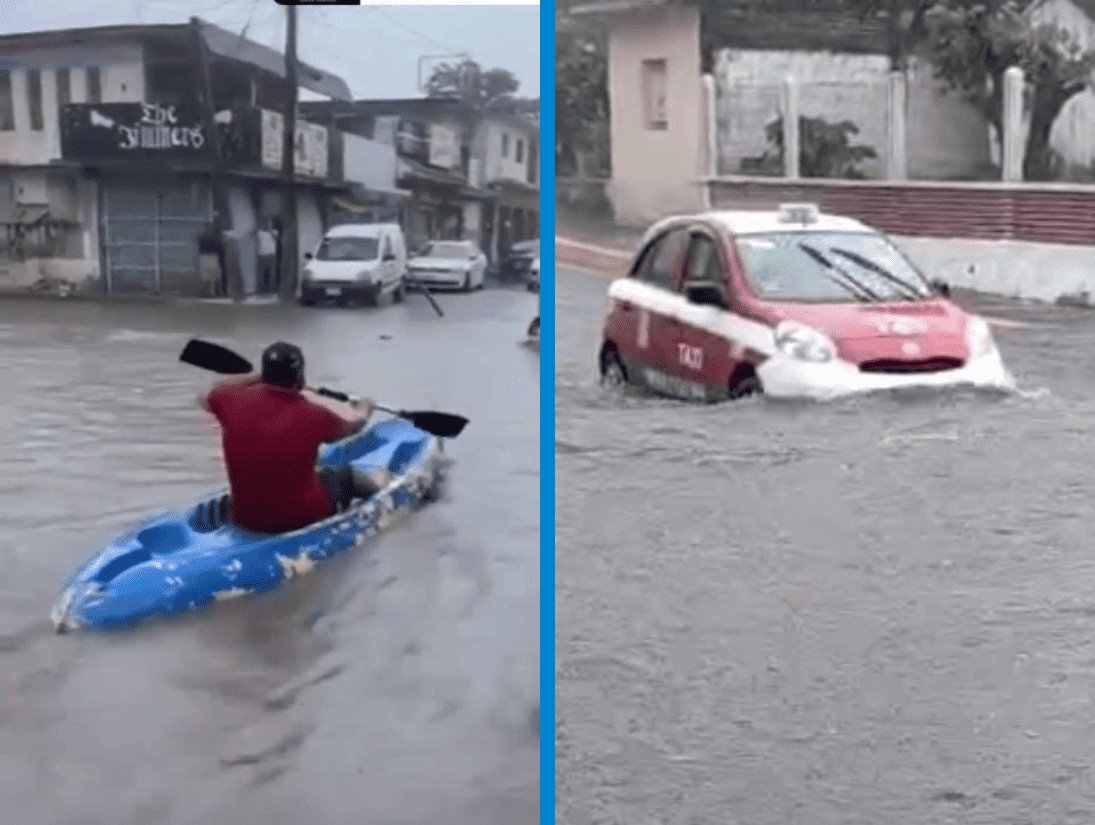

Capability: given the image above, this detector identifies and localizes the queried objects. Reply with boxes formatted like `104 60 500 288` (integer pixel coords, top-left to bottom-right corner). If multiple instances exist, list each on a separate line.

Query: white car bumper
757 350 1016 401
409 269 464 287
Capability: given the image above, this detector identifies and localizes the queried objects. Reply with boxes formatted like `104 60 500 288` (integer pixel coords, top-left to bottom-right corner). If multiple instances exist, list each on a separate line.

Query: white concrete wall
0 59 144 166
606 5 706 224
343 132 398 192
480 121 531 183
713 49 993 180
895 235 1095 305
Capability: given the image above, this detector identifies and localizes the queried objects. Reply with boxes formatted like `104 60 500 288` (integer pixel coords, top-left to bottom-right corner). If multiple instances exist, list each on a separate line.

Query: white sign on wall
428 123 460 169
260 110 329 179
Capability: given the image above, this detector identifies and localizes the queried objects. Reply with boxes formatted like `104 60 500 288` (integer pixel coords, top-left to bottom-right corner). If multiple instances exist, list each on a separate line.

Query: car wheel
599 347 628 389
299 295 315 307
462 272 472 292
728 370 762 400
527 316 539 338
393 282 405 303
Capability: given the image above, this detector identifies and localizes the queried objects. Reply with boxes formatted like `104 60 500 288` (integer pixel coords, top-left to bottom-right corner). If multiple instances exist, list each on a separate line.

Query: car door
664 229 736 400
607 226 689 394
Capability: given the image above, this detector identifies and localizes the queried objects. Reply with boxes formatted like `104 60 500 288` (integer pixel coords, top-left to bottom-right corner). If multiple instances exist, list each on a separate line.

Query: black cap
261 341 305 389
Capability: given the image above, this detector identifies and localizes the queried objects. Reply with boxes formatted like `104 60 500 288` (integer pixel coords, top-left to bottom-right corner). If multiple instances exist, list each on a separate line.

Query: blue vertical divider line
539 0 556 820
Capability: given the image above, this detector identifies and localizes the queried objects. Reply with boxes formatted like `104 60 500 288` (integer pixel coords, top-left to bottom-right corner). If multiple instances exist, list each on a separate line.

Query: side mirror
303 252 313 262
383 253 397 262
684 280 728 309
931 278 951 298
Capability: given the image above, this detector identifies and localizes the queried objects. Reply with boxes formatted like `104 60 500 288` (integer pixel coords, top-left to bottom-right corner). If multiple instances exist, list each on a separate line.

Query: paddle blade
180 339 253 375
400 410 469 438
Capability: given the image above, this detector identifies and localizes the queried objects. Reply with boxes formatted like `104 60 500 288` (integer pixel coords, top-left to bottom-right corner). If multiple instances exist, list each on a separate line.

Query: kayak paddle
405 275 444 318
180 338 469 439
312 387 468 438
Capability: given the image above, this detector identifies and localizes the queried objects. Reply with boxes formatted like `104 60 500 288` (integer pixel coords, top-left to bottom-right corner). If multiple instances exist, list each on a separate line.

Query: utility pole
277 4 299 303
192 17 242 301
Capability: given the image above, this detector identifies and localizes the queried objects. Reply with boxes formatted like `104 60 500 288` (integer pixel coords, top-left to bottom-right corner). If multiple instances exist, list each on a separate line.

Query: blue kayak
51 418 447 632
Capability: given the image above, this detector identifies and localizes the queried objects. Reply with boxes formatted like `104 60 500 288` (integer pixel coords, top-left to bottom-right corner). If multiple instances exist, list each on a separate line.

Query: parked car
504 238 540 281
599 203 1015 402
407 240 487 291
300 223 407 307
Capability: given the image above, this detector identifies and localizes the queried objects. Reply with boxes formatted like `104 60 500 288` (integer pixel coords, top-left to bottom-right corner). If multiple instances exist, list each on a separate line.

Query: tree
848 0 1095 181
741 115 878 178
426 59 521 109
556 21 609 175
929 1 1095 180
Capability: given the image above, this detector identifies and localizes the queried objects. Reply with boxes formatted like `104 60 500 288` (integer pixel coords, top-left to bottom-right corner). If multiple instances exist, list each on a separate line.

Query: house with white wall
0 20 353 294
306 97 539 261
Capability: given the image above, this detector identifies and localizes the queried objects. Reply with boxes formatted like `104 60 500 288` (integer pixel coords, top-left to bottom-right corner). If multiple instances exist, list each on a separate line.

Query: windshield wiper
829 247 923 301
797 243 879 302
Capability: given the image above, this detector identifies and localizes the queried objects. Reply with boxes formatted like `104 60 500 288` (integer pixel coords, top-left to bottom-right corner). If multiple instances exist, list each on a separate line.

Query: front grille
859 357 965 374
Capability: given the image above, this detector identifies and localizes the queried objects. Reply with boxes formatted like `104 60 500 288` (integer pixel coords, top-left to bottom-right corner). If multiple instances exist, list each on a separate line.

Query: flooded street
556 266 1095 825
0 287 539 825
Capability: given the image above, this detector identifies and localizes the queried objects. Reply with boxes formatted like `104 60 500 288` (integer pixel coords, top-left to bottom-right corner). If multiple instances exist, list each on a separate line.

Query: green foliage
556 22 610 176
426 59 521 109
741 115 878 178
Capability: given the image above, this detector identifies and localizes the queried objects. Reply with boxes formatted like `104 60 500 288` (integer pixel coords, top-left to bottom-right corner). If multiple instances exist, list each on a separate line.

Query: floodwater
0 286 539 825
556 266 1095 825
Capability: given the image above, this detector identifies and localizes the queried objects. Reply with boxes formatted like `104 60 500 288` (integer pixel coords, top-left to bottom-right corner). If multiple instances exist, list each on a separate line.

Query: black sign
61 103 213 162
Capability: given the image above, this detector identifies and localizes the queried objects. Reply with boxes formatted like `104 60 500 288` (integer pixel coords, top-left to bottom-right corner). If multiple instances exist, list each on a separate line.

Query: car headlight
774 321 836 363
965 315 997 358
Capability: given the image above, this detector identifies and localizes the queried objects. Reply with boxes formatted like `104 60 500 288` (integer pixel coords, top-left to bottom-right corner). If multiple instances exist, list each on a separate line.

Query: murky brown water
556 266 1095 825
0 289 539 825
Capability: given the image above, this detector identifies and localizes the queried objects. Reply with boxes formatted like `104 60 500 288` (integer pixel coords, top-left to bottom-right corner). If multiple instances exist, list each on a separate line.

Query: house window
0 70 13 131
516 138 524 164
26 69 43 131
86 66 101 103
56 67 71 107
641 59 667 130
501 132 509 158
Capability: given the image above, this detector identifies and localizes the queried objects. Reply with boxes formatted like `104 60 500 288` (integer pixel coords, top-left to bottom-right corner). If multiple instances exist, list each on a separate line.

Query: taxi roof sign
777 203 820 225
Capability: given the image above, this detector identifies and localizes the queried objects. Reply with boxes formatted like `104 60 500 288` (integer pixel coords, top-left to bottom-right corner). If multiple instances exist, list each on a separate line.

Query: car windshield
423 242 470 258
736 231 933 303
316 237 379 261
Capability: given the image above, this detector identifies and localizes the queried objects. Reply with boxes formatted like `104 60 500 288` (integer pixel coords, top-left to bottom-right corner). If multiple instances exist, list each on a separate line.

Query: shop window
0 71 13 131
56 68 71 107
501 132 509 158
516 138 524 164
641 59 667 130
27 69 43 131
86 67 102 103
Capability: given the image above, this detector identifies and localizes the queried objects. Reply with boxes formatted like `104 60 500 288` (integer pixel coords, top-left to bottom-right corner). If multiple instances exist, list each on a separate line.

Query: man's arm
198 373 260 412
303 391 376 441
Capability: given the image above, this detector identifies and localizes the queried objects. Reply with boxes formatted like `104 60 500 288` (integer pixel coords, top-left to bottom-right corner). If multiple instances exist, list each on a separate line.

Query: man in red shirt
199 341 391 534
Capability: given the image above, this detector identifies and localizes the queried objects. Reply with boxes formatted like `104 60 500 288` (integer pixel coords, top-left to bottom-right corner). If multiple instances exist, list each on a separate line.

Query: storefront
487 180 540 261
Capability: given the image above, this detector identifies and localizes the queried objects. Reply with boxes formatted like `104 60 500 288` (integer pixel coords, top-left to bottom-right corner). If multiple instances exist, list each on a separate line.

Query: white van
300 223 407 307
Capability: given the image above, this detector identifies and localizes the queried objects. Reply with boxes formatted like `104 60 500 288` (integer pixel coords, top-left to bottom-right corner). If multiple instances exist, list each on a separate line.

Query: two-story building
470 108 540 261
304 96 539 261
0 20 391 295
